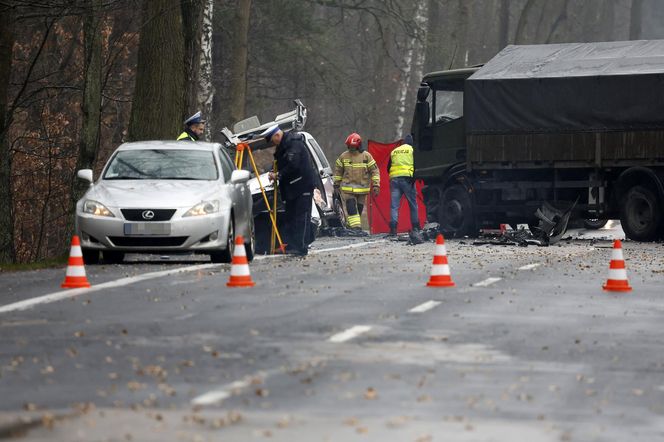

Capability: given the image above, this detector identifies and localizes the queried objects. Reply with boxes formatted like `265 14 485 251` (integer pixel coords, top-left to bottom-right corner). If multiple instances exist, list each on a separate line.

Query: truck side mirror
417 84 430 102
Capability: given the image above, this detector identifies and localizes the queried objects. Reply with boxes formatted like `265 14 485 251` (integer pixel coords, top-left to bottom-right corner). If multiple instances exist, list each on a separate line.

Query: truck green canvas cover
466 40 664 135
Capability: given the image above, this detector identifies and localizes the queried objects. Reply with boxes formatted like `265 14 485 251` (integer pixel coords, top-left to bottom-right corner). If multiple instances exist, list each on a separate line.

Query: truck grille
121 209 176 221
109 236 187 247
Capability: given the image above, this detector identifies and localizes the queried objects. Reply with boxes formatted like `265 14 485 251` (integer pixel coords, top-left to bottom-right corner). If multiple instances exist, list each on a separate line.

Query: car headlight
183 200 220 217
83 200 115 217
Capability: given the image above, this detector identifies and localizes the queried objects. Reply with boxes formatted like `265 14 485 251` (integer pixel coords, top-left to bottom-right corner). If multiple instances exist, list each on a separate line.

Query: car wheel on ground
82 248 100 265
102 250 124 264
210 216 234 263
245 218 255 262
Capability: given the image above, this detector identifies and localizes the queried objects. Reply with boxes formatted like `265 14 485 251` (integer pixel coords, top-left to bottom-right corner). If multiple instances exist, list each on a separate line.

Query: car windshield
103 149 218 180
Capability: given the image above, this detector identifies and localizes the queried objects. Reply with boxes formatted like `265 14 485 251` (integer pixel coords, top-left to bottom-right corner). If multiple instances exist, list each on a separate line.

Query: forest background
1 0 663 264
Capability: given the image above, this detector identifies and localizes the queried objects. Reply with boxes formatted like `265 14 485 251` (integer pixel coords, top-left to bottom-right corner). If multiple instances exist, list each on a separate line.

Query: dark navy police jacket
274 131 316 201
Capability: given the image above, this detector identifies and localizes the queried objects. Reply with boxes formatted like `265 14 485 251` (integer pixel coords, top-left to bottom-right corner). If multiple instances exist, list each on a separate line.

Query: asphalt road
1 223 663 441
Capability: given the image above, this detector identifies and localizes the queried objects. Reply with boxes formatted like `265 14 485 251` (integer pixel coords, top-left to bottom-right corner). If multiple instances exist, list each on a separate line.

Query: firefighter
333 132 380 230
263 124 316 256
177 111 206 141
388 134 421 238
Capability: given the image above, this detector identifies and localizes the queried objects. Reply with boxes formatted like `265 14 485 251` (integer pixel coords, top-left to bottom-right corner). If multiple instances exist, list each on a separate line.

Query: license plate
123 223 171 235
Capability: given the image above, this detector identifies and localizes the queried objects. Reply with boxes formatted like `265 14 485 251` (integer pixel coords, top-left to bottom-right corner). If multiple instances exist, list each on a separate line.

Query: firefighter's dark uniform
274 131 316 256
333 149 380 229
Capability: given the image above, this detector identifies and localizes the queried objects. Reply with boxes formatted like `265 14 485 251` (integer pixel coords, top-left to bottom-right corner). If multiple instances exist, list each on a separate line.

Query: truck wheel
583 218 609 230
620 185 662 241
439 185 478 238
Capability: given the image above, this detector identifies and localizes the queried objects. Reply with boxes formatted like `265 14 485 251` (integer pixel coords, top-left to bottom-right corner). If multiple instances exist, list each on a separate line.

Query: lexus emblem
141 210 155 220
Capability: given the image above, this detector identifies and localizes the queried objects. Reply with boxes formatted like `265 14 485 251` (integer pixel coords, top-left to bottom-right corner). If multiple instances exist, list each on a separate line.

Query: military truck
411 40 664 241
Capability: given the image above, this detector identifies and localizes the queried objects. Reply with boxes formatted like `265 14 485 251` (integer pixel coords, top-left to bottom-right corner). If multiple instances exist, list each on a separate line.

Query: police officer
263 124 316 256
388 134 421 237
177 111 206 141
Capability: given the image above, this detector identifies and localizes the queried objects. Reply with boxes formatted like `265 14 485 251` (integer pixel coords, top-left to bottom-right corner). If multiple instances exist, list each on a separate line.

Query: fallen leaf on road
364 387 378 400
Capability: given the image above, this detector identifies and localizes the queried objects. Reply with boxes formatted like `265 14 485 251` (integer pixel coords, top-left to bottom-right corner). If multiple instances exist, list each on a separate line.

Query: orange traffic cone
226 235 255 287
426 234 456 287
602 239 632 292
61 235 91 288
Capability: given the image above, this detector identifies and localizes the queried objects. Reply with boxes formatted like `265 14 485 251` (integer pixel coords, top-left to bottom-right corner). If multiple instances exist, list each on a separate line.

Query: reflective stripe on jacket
333 149 380 194
389 144 414 178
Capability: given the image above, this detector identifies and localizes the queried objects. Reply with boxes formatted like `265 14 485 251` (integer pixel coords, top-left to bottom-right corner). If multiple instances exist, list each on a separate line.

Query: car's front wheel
82 248 100 265
210 216 234 263
245 218 255 262
102 251 125 264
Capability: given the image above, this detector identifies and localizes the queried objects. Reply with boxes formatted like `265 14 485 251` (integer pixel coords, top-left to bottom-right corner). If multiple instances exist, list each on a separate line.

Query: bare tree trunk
394 0 428 139
0 5 15 264
129 0 186 141
228 0 252 126
182 0 204 115
197 0 214 139
77 0 103 176
630 0 643 40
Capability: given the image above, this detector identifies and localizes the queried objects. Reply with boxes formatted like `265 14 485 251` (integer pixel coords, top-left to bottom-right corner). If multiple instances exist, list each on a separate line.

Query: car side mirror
230 169 251 184
77 169 93 183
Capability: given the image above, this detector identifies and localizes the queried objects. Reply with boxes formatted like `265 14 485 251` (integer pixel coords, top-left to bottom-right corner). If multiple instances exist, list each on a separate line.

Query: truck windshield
435 90 463 123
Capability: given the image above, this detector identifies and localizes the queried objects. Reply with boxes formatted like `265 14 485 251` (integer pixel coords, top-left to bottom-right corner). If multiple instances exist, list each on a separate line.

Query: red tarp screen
367 140 427 233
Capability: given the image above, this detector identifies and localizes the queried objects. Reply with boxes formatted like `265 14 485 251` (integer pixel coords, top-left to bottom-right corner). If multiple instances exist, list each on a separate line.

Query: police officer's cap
260 124 281 141
184 111 205 126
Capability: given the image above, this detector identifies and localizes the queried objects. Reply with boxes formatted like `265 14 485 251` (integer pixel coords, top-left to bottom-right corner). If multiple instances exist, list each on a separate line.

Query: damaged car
220 100 345 253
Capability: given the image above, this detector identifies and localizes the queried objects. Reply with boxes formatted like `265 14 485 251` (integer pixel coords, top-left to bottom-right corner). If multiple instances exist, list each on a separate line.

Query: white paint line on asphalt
328 325 372 343
409 300 442 314
0 263 218 315
312 240 386 255
518 263 541 271
191 379 252 406
473 277 502 287
0 241 382 315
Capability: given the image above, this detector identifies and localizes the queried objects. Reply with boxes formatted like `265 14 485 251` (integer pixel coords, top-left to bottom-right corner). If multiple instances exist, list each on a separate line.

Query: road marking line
409 300 441 313
191 379 252 406
518 263 541 271
0 263 218 315
328 325 372 343
0 241 381 315
312 240 385 255
473 277 502 287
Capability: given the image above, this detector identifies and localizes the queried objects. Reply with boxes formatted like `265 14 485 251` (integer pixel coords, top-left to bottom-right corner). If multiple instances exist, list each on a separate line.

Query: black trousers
283 193 312 254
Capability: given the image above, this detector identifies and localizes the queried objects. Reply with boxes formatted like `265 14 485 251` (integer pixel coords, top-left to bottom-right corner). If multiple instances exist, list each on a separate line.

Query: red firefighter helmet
345 132 362 149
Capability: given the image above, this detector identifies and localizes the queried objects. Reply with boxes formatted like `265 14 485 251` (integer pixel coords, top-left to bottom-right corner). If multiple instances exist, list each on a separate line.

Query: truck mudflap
530 198 578 245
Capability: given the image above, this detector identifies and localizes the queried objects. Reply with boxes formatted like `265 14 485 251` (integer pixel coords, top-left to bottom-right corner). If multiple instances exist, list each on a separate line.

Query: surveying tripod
234 142 286 254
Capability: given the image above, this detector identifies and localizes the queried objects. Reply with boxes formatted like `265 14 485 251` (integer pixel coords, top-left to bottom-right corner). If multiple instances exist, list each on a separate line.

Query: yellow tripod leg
243 145 285 253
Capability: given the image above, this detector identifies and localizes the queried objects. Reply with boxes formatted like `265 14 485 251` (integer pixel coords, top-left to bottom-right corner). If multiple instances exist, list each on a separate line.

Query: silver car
75 141 254 264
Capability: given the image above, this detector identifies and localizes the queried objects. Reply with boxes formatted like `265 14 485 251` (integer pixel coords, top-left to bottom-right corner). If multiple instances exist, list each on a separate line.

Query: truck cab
412 68 477 182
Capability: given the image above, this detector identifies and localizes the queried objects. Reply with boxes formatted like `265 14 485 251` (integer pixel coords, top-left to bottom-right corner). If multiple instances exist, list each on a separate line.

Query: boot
387 222 397 237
